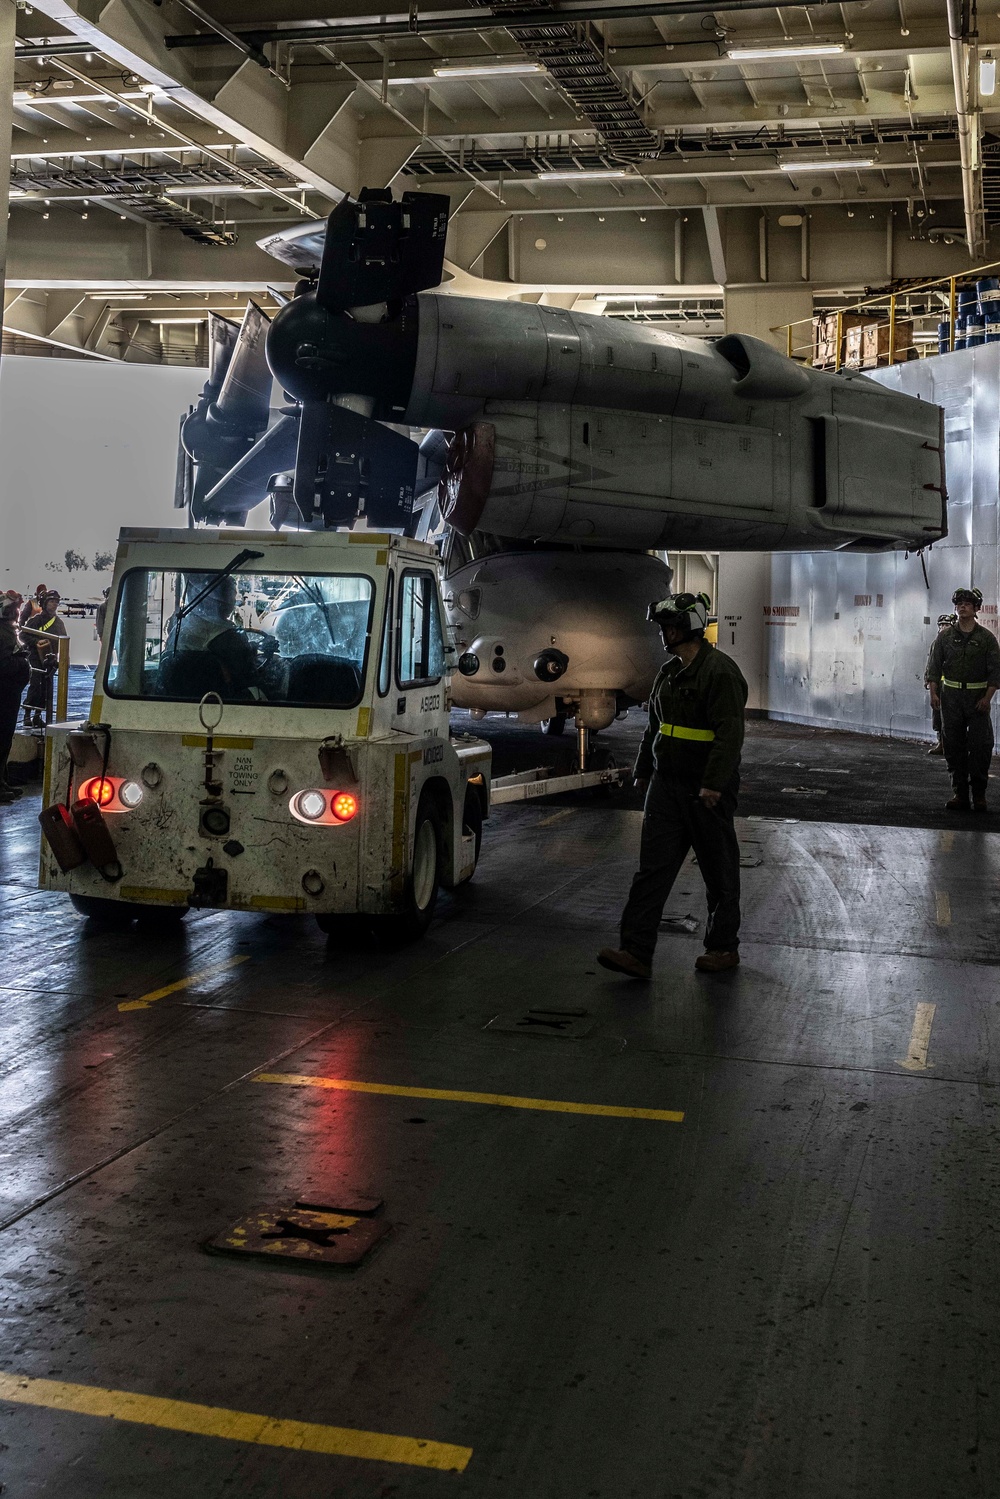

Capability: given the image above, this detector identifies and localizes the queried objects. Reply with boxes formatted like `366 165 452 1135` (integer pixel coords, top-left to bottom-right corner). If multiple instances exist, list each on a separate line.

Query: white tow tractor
38 527 491 939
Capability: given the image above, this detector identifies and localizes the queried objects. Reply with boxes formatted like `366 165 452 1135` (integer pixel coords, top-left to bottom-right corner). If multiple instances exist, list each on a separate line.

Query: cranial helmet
952 586 984 608
647 590 712 641
938 613 958 627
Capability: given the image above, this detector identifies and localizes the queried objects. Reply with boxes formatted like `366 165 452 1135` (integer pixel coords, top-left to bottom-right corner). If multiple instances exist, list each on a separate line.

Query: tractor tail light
332 792 358 822
80 776 114 807
288 789 360 827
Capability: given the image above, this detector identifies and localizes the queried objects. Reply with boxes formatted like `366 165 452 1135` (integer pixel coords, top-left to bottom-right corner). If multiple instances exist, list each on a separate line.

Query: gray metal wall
765 344 1000 739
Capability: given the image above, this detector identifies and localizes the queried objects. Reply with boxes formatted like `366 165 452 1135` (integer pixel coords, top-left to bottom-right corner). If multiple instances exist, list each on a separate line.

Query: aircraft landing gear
542 713 566 736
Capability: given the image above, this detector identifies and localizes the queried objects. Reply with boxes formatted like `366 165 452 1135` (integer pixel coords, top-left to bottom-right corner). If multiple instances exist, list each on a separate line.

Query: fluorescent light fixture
12 146 186 160
781 157 874 172
981 51 996 96
387 61 545 84
728 43 846 60
537 168 629 182
600 294 665 302
12 90 37 103
433 62 545 78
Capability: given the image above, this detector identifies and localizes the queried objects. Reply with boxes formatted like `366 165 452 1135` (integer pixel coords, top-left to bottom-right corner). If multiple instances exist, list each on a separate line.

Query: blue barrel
977 276 1000 316
967 314 985 347
958 284 978 309
954 320 967 352
938 320 952 354
986 315 1000 344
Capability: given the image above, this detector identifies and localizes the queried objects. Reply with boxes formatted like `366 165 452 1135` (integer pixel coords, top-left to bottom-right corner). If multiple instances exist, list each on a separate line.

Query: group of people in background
0 584 68 806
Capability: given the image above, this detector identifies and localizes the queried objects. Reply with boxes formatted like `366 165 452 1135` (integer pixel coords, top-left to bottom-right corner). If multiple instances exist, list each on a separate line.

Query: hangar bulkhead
1 2 1000 1495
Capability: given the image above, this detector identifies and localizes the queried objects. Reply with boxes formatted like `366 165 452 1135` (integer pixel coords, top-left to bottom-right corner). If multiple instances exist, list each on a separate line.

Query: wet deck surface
2 708 999 1496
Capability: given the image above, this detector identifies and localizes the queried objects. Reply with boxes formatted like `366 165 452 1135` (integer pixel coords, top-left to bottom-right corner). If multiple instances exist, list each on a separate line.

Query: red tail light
80 777 115 807
332 792 358 822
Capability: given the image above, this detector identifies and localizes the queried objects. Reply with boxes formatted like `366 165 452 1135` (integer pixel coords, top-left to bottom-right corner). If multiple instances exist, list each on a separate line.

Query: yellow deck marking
254 1073 684 1123
0 1371 471 1472
538 808 576 827
935 891 951 927
181 734 255 750
118 954 249 1012
939 830 955 853
899 1002 936 1072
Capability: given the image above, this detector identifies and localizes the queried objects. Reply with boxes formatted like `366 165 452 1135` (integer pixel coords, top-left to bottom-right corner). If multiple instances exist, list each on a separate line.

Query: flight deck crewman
926 587 1000 813
598 591 748 981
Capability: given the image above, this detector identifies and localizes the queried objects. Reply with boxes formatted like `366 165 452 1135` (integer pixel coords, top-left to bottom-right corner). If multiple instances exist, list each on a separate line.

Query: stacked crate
811 312 876 369
861 322 914 368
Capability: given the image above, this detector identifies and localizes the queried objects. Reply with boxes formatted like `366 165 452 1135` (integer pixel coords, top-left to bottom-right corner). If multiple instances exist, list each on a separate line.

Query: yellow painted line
118 954 249 1013
119 886 188 905
254 1073 685 1123
90 692 104 722
249 894 306 912
537 808 576 827
181 734 255 750
939 830 955 853
0 1371 471 1473
935 890 951 927
899 1002 936 1072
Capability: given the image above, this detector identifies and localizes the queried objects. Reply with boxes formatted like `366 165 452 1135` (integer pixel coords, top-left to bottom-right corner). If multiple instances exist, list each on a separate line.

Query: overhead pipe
945 0 984 258
165 0 841 50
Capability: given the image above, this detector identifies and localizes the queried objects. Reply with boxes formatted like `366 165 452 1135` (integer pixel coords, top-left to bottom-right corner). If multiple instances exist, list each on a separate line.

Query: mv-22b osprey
178 188 946 735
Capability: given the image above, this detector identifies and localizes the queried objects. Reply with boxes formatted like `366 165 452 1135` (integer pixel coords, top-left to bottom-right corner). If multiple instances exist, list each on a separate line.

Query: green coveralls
620 641 748 963
925 623 1000 801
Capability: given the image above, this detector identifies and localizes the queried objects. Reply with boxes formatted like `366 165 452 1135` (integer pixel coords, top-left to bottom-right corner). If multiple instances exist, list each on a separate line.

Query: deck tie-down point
485 1007 594 1039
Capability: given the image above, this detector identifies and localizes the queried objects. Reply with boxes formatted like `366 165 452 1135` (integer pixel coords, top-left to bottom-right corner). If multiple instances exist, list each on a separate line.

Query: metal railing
774 255 1000 370
20 627 70 725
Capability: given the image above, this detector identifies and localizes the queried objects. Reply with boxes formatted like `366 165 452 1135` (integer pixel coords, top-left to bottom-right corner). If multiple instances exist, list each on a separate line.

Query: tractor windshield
105 569 374 707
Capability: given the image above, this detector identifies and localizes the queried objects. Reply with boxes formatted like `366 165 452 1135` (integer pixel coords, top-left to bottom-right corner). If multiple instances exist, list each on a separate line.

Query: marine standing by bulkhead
925 587 1000 812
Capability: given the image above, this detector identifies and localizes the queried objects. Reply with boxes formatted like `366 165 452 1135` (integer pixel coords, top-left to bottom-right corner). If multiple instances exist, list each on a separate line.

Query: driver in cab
164 573 259 699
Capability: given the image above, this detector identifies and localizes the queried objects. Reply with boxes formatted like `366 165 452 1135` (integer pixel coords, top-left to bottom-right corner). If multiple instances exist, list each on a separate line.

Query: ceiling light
12 90 38 102
728 43 846 60
138 83 159 94
600 294 665 302
781 157 874 172
981 51 996 96
433 62 545 78
537 168 629 182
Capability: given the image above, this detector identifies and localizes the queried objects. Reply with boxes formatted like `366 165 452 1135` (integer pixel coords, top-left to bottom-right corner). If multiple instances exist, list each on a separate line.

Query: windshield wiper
171 548 264 652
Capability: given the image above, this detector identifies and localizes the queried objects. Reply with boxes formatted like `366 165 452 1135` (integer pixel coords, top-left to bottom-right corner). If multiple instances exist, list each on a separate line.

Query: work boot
597 947 652 981
973 798 989 814
946 794 971 812
695 950 740 973
927 741 944 756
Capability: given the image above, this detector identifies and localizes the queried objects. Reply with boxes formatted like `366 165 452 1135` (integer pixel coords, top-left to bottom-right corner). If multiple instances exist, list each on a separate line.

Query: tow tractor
38 527 491 939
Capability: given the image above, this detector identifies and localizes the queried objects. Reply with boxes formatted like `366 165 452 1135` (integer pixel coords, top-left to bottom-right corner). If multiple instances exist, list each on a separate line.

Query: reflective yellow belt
659 722 716 742
941 677 988 690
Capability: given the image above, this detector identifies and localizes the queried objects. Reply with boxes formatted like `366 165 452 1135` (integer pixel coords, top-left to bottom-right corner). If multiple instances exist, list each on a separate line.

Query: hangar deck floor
1 761 998 1497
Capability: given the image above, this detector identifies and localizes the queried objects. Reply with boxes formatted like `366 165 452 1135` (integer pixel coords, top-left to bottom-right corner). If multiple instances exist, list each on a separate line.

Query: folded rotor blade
316 190 451 314
294 400 418 529
215 301 273 433
203 413 300 517
207 312 241 395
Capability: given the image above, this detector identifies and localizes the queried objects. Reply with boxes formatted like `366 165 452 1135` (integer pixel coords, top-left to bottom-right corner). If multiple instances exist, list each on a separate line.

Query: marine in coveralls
925 587 1000 813
598 591 748 981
